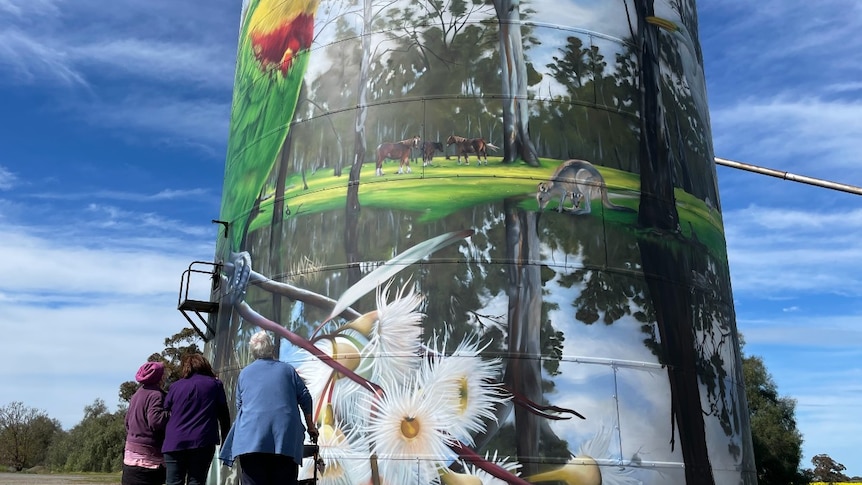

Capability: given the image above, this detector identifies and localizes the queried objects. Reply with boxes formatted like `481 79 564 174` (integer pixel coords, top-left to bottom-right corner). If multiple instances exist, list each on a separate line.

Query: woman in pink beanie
122 361 169 485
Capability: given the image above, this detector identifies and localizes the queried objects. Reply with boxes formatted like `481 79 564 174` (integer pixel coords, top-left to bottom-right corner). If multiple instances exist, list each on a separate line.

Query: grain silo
205 1 756 483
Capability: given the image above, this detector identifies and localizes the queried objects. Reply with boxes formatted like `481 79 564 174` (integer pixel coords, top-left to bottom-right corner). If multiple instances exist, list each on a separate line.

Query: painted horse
420 141 445 166
376 135 420 176
445 135 499 165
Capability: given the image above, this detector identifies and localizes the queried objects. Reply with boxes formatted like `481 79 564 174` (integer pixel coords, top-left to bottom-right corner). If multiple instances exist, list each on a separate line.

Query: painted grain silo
207 0 757 483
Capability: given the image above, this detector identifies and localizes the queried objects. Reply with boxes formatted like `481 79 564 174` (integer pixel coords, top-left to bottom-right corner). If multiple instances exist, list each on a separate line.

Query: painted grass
256 157 637 220
248 156 727 258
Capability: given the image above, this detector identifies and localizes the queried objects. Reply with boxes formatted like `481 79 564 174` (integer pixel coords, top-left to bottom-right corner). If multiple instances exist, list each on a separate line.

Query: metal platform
177 261 221 341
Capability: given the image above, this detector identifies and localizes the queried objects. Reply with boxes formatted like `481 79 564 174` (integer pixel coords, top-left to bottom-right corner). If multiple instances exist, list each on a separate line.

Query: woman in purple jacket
123 361 169 485
162 353 231 485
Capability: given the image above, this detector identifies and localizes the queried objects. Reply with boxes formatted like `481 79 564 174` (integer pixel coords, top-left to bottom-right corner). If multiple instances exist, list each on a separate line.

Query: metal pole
715 156 862 196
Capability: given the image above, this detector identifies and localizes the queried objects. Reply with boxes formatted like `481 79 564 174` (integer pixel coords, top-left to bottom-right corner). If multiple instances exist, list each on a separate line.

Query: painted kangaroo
536 159 634 215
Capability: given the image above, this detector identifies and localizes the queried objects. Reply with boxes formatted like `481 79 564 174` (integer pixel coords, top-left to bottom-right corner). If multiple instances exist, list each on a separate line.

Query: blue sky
1 0 860 477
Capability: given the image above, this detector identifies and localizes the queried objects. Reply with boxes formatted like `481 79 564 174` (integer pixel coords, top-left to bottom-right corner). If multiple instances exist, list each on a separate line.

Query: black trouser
163 445 216 485
121 464 166 485
239 452 299 485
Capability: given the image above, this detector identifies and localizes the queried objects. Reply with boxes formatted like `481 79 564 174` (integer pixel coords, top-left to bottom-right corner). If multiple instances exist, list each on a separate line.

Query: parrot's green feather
219 6 311 250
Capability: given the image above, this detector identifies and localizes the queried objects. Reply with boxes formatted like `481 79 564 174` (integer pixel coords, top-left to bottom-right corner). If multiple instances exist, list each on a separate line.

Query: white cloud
30 187 212 203
0 1 236 154
0 1 237 90
723 204 862 296
0 227 211 297
70 38 235 90
824 81 862 95
711 96 862 176
0 28 87 86
0 165 16 190
739 315 862 349
701 0 862 62
0 217 217 428
0 295 191 428
82 95 231 151
0 0 59 17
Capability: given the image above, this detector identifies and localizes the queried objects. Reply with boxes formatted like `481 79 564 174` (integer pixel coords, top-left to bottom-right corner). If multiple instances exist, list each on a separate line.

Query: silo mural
209 0 757 484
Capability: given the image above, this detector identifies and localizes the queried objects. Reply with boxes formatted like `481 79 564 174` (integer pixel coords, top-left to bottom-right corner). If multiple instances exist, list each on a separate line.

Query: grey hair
249 331 275 360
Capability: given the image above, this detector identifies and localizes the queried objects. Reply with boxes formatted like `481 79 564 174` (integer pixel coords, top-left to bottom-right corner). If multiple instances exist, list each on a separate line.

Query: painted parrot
220 0 320 251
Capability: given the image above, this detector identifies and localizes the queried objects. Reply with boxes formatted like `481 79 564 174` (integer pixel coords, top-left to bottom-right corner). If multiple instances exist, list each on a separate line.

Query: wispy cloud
1 225 212 296
0 165 16 190
711 96 862 176
701 0 862 73
0 28 87 86
83 203 214 238
0 1 236 153
704 0 862 190
0 0 60 17
724 204 862 297
78 95 231 152
70 39 234 90
0 294 194 427
0 210 216 427
824 82 862 95
739 314 862 349
1 1 237 89
30 187 211 202
708 0 862 463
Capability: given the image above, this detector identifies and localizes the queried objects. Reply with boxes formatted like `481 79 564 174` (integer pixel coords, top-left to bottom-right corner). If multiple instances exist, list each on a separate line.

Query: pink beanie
135 361 165 385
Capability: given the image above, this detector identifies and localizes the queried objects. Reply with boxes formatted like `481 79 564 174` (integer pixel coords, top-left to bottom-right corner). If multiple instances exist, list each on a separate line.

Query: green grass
246 156 727 258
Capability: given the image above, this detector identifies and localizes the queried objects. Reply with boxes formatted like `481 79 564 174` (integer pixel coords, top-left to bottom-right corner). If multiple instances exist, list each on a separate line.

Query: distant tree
810 453 849 483
0 401 63 470
743 353 808 485
119 327 202 402
50 399 125 473
44 429 70 471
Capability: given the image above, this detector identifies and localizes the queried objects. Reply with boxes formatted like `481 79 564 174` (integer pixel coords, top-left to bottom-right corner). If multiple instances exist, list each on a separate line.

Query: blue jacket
162 373 231 453
219 358 313 466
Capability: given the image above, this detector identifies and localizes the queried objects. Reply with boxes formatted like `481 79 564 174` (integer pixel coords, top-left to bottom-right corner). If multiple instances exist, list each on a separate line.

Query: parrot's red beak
251 13 314 75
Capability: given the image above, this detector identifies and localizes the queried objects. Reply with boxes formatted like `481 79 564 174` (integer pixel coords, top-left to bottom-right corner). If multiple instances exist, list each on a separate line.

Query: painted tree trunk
494 0 539 166
635 0 715 483
503 199 543 476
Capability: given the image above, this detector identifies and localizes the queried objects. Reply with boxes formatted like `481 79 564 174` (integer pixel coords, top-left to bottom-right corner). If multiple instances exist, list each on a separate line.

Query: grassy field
0 471 121 484
244 156 728 260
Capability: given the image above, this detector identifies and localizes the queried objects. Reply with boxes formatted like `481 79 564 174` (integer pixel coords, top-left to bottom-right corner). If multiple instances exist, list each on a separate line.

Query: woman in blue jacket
219 331 319 485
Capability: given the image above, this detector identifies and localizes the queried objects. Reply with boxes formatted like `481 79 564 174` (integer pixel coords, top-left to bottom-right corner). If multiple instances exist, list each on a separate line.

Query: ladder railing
178 261 221 341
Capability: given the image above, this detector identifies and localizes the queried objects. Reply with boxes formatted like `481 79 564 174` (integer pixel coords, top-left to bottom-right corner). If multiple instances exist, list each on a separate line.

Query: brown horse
376 135 420 176
420 141 444 166
445 135 499 165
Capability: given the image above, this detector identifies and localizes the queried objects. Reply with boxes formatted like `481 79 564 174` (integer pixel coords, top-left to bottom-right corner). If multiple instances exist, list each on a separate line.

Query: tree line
0 328 857 484
0 329 200 474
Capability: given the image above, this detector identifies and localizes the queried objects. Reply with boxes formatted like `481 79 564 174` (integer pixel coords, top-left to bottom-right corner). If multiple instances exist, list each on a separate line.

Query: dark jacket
162 373 231 453
125 384 169 456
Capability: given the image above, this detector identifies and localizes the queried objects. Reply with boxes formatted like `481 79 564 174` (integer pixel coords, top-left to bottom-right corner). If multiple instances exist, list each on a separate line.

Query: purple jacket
162 373 231 453
125 384 169 456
